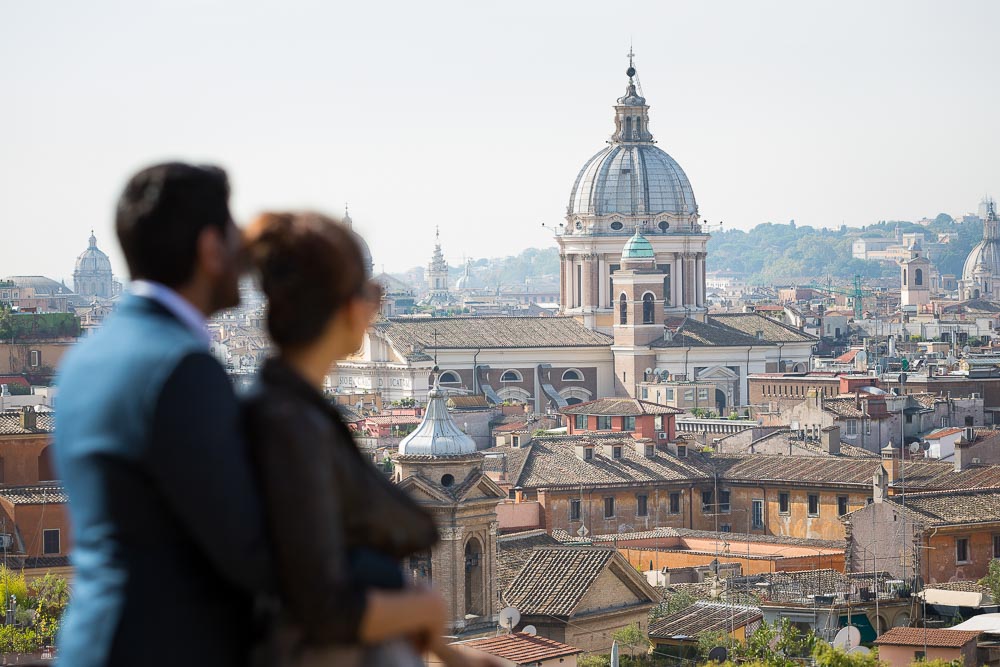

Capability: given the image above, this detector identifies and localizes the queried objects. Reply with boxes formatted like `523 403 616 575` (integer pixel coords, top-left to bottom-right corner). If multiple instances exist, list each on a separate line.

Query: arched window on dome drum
642 293 655 324
624 117 632 138
619 293 628 325
915 268 923 286
902 269 907 286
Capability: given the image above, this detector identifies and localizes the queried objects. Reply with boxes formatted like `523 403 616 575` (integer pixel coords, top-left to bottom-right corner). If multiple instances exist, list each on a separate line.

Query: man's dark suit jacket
54 294 271 667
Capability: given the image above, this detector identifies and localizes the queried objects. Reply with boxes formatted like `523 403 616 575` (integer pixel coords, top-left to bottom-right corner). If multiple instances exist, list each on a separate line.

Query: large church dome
568 67 697 219
74 233 114 299
75 233 112 275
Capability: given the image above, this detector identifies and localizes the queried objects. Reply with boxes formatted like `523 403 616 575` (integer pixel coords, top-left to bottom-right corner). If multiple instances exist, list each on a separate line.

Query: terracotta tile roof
648 601 762 639
924 580 991 595
459 632 581 663
0 484 66 504
506 435 713 489
713 454 1000 491
0 410 54 435
925 427 964 440
497 530 561 593
447 395 490 409
494 421 529 433
483 446 531 482
874 627 980 648
561 397 683 416
835 349 860 363
709 312 816 343
592 527 843 550
652 317 768 348
889 487 1000 526
363 415 423 426
821 397 867 419
375 316 612 350
503 546 656 616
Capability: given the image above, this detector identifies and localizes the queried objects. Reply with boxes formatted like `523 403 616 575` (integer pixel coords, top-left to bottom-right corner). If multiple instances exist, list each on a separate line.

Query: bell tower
900 238 931 308
612 229 664 396
395 373 505 636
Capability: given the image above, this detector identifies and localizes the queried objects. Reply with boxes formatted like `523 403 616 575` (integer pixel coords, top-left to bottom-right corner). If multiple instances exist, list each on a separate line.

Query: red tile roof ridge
873 626 981 648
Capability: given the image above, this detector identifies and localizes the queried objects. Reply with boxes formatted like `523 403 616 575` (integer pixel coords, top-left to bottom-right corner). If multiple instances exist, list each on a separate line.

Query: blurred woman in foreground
243 212 494 667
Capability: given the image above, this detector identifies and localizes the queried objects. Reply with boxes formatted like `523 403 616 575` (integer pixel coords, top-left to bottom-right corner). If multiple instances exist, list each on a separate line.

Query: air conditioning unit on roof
658 432 668 439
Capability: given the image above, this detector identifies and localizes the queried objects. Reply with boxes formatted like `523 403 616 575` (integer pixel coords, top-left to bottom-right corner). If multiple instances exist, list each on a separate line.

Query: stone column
695 253 705 307
581 255 593 311
559 254 568 312
675 255 684 307
598 256 606 308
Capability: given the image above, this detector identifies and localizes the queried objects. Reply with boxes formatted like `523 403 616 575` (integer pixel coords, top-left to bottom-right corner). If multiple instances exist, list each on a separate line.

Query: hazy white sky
3 0 999 281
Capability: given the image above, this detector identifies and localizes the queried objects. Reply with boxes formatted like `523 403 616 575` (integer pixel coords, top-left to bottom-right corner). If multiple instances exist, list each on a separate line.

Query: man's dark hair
116 162 232 287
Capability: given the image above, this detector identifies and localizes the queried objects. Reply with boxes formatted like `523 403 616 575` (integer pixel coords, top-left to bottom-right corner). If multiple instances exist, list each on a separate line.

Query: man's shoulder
59 305 216 401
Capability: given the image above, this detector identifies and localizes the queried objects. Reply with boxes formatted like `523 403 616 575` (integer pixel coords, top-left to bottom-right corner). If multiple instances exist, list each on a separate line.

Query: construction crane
802 274 876 320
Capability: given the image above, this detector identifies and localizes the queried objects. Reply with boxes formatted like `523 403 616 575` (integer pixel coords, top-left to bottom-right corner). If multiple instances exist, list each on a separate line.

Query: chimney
873 466 888 503
881 441 901 485
954 436 974 472
20 406 36 431
821 425 841 455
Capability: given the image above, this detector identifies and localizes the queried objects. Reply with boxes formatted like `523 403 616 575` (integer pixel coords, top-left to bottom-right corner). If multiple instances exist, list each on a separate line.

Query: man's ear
196 226 226 278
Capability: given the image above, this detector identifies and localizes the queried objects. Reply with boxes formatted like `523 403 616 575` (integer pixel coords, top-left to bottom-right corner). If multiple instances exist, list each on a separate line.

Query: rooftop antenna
499 606 521 633
433 329 439 366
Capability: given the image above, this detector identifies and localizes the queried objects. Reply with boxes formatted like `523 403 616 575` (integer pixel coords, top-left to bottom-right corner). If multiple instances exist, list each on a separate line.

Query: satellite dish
909 442 921 454
833 626 862 650
522 625 537 636
645 368 653 376
964 345 971 355
921 440 931 451
499 606 521 631
848 646 871 655
707 647 729 663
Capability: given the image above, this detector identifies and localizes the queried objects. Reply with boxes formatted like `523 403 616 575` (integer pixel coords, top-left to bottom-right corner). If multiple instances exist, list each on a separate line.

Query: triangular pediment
456 474 507 502
397 474 452 502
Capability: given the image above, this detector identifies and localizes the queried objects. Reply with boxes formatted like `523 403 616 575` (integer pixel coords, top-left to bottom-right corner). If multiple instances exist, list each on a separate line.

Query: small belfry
899 237 931 309
557 53 708 333
394 370 505 636
424 226 452 305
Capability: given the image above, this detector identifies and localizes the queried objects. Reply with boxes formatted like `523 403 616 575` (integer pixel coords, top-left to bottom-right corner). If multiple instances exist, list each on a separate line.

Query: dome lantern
567 56 698 221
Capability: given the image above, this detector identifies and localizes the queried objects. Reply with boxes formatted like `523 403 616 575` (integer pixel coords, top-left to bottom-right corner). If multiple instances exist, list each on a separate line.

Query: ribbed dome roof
74 233 112 275
567 64 697 218
622 230 655 260
963 200 1000 282
569 145 697 217
964 240 1000 278
398 375 477 457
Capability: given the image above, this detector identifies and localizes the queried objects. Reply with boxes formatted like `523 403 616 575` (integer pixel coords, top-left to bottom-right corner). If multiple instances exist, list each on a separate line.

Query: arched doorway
715 389 727 413
464 537 484 617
